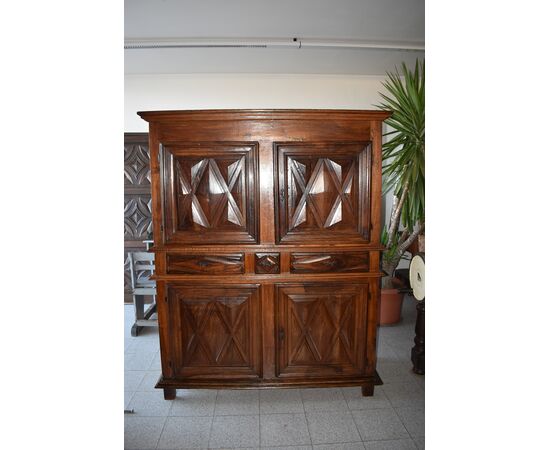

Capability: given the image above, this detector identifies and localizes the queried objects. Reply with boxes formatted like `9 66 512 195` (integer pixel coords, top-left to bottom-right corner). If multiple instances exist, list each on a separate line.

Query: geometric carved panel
276 284 367 377
254 253 280 274
175 157 246 229
124 195 153 240
276 142 371 243
182 297 249 366
162 143 258 244
124 142 151 186
169 285 261 378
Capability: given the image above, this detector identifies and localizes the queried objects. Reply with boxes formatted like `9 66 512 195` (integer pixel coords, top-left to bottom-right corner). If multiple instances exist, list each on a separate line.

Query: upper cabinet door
275 142 372 244
161 143 259 245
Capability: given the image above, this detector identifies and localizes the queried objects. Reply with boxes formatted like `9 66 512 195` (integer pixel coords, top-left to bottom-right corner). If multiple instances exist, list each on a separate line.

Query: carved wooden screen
124 133 152 302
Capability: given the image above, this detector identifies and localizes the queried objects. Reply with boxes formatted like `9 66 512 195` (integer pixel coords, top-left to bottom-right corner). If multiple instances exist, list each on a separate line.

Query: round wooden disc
409 253 425 301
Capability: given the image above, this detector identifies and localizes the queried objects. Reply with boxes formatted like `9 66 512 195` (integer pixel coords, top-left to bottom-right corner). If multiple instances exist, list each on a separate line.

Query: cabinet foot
361 384 374 397
163 388 176 400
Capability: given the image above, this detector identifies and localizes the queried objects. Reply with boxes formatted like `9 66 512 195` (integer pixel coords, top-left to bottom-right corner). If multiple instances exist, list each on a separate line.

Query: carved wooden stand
411 300 425 375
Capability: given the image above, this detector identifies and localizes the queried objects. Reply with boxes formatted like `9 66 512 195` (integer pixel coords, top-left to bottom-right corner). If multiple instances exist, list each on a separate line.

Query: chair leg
132 294 145 336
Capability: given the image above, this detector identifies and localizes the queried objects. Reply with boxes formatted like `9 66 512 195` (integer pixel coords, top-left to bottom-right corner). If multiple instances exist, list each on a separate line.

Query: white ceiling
124 0 424 75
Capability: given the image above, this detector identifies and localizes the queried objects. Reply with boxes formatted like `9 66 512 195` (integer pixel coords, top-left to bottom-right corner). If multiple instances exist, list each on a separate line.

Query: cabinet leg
361 384 374 397
163 388 176 400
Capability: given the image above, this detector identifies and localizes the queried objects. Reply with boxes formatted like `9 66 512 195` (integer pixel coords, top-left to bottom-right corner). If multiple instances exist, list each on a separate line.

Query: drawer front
254 253 280 274
290 252 369 274
167 253 244 275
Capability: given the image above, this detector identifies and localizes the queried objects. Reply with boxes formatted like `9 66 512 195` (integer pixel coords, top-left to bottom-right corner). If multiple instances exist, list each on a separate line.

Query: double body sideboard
137 109 390 399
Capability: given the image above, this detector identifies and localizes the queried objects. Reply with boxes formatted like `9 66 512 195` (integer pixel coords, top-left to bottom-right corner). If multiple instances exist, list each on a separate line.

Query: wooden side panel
290 252 369 274
275 142 372 244
276 283 367 378
168 284 261 379
167 254 244 275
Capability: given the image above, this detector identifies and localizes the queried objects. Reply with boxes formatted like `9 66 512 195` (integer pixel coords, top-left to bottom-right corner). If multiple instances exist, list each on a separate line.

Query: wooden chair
128 251 157 336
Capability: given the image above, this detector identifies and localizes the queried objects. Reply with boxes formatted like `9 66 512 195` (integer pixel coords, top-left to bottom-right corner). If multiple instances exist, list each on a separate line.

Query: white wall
125 73 387 131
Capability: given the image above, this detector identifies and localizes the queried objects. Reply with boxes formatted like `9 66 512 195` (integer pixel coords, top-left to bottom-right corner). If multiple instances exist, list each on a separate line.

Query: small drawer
167 253 244 275
255 253 280 274
290 252 369 274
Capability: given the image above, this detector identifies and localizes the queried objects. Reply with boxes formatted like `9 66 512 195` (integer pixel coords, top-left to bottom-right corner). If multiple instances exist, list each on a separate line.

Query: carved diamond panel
181 297 250 366
169 285 261 378
175 156 246 229
277 284 366 377
289 295 355 365
288 157 355 230
124 196 153 240
276 143 371 243
163 143 258 244
255 253 280 274
124 143 151 185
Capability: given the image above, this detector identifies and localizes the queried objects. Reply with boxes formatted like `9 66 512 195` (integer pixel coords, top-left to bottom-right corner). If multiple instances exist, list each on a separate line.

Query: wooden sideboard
137 109 390 399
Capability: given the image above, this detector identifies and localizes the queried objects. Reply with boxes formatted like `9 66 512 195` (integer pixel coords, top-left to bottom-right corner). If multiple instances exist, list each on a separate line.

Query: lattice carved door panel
162 143 258 244
168 284 261 378
276 284 367 378
276 142 372 243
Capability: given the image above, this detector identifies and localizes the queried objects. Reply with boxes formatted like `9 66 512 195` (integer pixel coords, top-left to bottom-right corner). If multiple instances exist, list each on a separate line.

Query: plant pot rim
381 288 401 294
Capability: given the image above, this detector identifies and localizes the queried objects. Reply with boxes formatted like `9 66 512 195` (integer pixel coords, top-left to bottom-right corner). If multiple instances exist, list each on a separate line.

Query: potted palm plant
377 60 425 325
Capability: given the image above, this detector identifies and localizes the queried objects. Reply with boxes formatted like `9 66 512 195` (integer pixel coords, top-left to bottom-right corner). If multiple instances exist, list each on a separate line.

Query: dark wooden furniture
138 109 390 400
411 300 425 375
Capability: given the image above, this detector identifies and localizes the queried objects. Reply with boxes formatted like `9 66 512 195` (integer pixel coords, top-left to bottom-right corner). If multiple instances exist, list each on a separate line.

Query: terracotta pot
379 288 404 325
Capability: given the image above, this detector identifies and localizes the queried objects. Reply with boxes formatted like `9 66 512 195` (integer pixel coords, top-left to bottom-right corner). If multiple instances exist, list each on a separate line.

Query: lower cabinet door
276 283 368 378
167 284 261 379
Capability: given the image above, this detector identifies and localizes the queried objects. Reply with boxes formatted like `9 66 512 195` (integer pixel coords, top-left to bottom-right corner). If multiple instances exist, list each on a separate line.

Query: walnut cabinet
137 110 390 399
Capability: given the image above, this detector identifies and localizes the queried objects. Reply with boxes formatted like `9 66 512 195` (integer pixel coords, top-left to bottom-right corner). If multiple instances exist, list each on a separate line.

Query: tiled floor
124 295 425 449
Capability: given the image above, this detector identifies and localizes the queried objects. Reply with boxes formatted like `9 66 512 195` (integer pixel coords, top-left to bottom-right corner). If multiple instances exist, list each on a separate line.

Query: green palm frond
377 60 425 231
